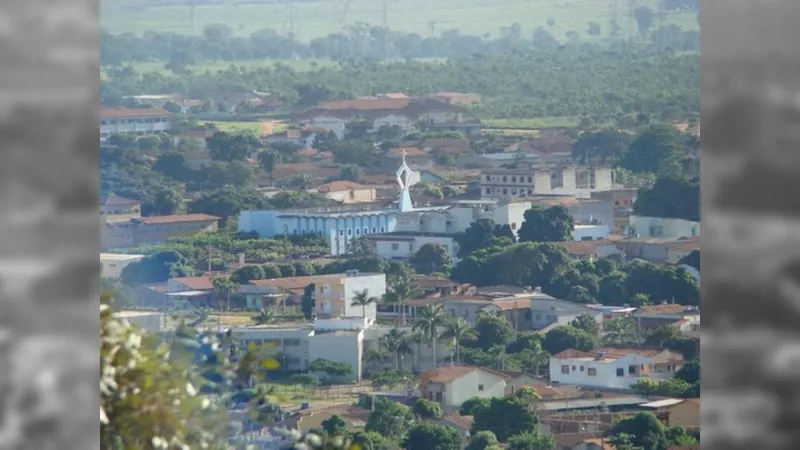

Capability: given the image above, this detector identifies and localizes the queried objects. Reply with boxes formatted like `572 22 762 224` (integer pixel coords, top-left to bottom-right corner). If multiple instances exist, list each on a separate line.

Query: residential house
426 92 481 105
613 237 700 263
295 97 482 139
573 224 610 241
164 275 217 308
314 181 377 204
245 271 386 321
418 365 510 409
366 231 460 262
100 194 142 222
100 107 172 139
538 395 657 414
263 127 325 150
480 165 614 198
632 304 700 335
549 348 685 390
412 275 464 298
640 398 700 430
665 239 701 264
540 410 669 434
530 293 604 332
591 189 637 233
480 299 533 331
100 253 145 278
556 240 621 261
102 214 220 250
628 216 699 239
416 138 471 159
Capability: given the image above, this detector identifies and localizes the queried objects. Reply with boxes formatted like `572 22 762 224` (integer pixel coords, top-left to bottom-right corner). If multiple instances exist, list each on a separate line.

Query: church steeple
396 149 414 212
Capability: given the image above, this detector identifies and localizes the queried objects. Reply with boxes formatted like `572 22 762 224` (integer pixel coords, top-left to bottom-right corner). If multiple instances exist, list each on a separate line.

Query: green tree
632 176 699 222
517 206 575 243
120 250 193 285
622 124 687 178
440 318 476 365
603 316 637 345
460 397 491 416
572 128 633 164
383 273 421 326
350 431 398 450
212 276 239 312
321 415 348 436
466 431 499 450
677 250 699 270
352 289 379 319
189 186 268 227
413 398 444 419
409 243 453 275
631 378 693 398
507 431 556 450
609 412 672 450
379 328 413 370
231 265 266 284
152 152 187 180
301 283 316 319
403 422 462 450
339 164 362 182
541 325 597 355
570 313 600 335
365 397 414 440
454 218 507 257
470 395 540 442
251 308 277 325
413 304 448 369
675 359 699 385
257 150 279 185
207 131 260 163
472 311 515 351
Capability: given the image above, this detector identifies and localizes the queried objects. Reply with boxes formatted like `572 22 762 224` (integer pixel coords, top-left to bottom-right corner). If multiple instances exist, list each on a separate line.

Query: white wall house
549 348 685 390
420 366 509 409
628 216 700 239
100 107 172 139
572 224 610 241
368 234 460 263
530 296 604 331
100 253 145 278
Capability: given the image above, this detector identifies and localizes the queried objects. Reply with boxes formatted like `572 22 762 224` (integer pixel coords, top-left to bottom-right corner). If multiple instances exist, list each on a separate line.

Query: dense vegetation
102 44 698 122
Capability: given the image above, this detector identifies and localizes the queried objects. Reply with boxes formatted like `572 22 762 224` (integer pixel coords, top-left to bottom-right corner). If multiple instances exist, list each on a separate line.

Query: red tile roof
315 98 412 111
388 147 428 158
136 214 220 225
420 365 511 385
482 299 530 311
171 275 216 291
636 304 687 315
100 107 171 118
552 349 593 359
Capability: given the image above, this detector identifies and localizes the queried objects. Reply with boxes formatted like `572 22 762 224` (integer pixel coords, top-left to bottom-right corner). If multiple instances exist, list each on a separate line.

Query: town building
100 107 172 139
100 194 142 223
480 165 615 199
591 189 637 233
294 97 482 139
529 294 605 332
100 253 145 278
640 398 700 430
628 216 700 239
263 127 325 150
418 365 510 410
549 348 686 390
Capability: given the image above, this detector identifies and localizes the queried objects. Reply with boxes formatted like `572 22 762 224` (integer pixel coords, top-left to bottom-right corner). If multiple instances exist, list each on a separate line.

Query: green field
101 0 697 40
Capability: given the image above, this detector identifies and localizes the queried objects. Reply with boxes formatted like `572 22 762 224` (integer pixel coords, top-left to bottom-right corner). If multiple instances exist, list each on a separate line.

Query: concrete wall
444 370 508 408
629 216 700 239
573 225 610 241
100 254 144 278
308 330 364 381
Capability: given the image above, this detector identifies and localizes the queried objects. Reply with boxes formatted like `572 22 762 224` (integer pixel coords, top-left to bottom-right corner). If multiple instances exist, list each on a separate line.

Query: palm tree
440 318 475 365
251 308 276 326
212 276 239 313
413 304 448 370
257 149 278 185
380 328 410 370
521 343 550 376
351 289 378 320
364 348 386 373
409 330 426 372
383 273 421 326
603 316 637 345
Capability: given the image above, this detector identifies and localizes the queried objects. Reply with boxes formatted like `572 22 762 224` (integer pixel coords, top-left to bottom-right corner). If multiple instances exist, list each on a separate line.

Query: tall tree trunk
455 339 460 365
400 300 406 326
431 335 437 369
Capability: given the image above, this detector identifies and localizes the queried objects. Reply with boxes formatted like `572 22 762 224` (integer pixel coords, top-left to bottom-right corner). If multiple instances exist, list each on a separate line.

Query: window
511 189 517 195
502 176 507 182
502 189 507 195
408 243 413 251
478 384 485 391
511 176 517 183
561 365 570 374
485 188 492 195
391 243 399 250
580 366 585 372
616 368 624 377
535 314 542 320
527 176 532 183
485 175 491 182
108 263 117 268
339 229 344 236
356 228 361 235
347 229 352 236
380 226 385 233
364 228 369 235
571 365 576 371
511 222 517 230
372 227 377 233
588 368 597 376
527 189 533 195
628 365 637 375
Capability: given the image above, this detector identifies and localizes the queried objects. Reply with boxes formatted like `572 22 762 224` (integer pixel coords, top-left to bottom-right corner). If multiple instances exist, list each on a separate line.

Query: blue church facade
238 206 399 255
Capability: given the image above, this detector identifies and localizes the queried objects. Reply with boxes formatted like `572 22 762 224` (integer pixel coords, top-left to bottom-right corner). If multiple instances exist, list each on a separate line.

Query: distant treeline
101 22 699 66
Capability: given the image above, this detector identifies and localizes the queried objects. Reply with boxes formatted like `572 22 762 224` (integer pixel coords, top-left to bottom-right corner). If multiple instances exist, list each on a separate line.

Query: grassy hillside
101 0 697 41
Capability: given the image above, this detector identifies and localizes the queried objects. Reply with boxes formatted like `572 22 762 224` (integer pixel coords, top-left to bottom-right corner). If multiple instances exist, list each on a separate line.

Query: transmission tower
286 0 297 58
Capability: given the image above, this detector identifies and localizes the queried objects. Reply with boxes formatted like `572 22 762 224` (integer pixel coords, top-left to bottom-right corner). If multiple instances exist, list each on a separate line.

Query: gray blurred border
0 0 100 449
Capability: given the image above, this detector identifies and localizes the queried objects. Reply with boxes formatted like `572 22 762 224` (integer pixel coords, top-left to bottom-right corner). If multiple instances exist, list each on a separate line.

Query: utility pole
381 0 389 60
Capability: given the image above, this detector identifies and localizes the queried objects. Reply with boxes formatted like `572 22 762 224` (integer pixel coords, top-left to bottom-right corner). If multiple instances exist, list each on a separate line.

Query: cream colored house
419 366 510 410
100 253 145 278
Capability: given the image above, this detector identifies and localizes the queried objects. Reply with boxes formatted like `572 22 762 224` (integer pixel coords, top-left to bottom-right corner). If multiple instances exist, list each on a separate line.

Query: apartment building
100 107 172 139
480 166 614 198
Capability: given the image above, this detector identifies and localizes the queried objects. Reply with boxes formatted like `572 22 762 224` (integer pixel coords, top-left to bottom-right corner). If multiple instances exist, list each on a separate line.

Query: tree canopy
517 206 575 243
